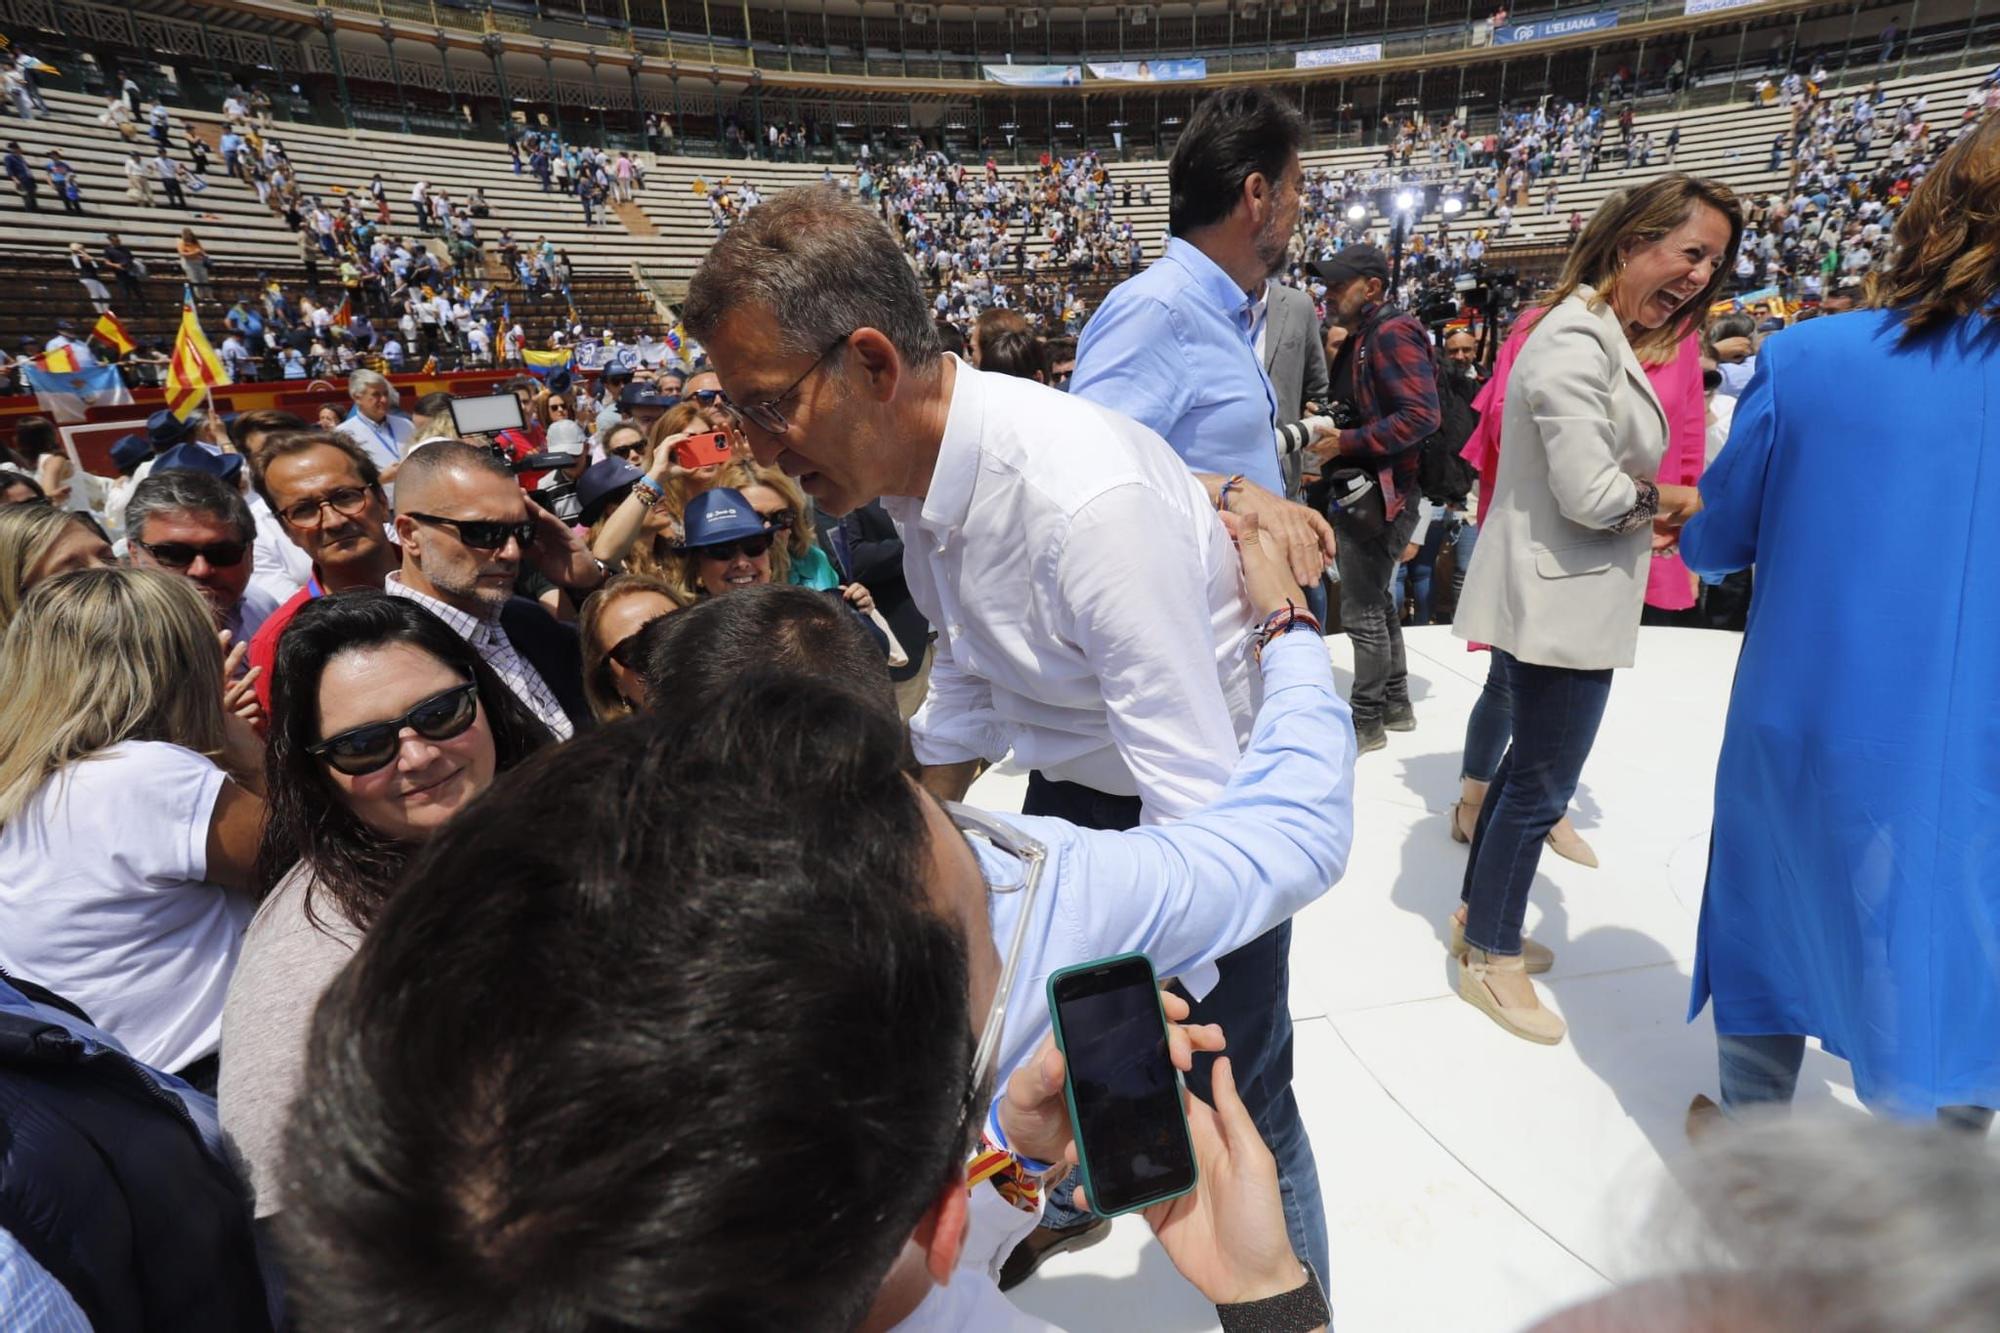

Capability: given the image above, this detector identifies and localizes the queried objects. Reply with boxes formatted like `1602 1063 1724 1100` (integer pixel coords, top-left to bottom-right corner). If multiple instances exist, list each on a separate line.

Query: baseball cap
618 382 676 411
520 419 589 471
1311 244 1391 286
153 441 245 483
681 486 770 549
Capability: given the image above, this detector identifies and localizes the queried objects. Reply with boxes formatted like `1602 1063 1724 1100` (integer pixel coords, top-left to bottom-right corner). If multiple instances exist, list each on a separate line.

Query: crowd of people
0 64 1998 1333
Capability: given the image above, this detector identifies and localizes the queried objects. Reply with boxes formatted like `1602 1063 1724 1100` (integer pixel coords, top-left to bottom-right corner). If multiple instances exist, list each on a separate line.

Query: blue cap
618 382 676 410
682 487 770 549
575 457 643 527
153 441 245 483
145 409 198 449
108 432 151 476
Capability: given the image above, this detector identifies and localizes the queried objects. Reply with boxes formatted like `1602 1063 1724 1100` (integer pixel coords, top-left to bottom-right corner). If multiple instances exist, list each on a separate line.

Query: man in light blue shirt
1057 86 1339 1284
1071 93 1335 590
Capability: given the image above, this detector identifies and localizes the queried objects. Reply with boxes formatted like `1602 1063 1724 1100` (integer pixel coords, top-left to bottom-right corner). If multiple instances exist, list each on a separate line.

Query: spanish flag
92 310 136 357
42 344 78 373
166 293 229 421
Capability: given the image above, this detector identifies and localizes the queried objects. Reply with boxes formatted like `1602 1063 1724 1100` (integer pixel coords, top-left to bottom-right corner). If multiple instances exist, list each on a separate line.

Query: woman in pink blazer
1450 315 1709 864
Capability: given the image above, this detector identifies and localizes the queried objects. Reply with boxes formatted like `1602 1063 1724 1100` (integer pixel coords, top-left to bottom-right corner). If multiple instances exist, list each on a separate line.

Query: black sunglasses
690 388 731 407
135 538 248 569
695 532 774 562
309 682 480 776
406 512 537 551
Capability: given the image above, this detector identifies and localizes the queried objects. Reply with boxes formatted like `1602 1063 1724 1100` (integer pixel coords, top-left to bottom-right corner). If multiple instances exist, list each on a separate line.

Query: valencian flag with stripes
92 310 136 357
331 294 353 329
166 290 229 421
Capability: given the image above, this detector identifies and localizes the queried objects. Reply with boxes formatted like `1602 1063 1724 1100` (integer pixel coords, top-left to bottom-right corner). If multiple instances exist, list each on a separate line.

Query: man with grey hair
386 440 601 737
126 463 275 642
335 367 414 476
684 183 1346 1288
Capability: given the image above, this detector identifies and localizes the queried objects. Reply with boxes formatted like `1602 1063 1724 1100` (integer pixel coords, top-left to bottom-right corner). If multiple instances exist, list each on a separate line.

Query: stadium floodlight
1346 203 1367 221
1394 189 1416 212
1442 195 1465 215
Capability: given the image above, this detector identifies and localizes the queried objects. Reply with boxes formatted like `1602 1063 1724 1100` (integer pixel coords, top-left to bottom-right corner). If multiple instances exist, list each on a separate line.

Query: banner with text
1087 58 1209 81
1295 43 1384 68
983 63 1082 86
1489 9 1619 44
1683 0 1763 14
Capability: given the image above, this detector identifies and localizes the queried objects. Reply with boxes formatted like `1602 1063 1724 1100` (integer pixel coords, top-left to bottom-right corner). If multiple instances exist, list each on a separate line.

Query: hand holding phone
672 430 732 470
1046 954 1198 1216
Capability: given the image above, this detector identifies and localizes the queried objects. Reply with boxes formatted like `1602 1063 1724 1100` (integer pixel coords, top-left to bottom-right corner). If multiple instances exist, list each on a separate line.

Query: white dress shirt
886 358 1255 825
248 490 312 606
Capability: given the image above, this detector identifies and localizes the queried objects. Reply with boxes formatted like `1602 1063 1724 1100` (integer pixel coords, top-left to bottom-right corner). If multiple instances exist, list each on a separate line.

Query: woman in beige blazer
1449 175 1741 1045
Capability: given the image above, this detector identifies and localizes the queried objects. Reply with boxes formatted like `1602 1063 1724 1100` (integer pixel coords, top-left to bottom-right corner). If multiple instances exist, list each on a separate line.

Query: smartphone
448 392 526 437
1046 953 1198 1217
673 431 732 469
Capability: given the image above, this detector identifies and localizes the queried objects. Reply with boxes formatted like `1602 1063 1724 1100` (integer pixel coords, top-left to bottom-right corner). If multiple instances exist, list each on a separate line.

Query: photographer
1306 244 1442 753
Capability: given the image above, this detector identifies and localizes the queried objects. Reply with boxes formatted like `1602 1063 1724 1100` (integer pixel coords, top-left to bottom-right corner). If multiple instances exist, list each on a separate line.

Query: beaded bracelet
1216 473 1247 513
633 474 666 508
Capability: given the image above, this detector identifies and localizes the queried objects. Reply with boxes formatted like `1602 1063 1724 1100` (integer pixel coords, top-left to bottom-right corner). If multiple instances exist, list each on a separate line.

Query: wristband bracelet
1251 602 1322 662
633 474 666 507
1215 1261 1331 1333
1217 473 1247 513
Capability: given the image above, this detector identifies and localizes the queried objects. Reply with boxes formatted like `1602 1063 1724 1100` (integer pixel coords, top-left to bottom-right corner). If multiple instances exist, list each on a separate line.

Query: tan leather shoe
1458 947 1566 1045
1545 816 1599 868
1448 915 1553 974
1685 1093 1724 1144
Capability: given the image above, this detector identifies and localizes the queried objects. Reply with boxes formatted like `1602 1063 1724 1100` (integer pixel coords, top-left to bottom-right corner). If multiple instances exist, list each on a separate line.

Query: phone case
1045 953 1199 1217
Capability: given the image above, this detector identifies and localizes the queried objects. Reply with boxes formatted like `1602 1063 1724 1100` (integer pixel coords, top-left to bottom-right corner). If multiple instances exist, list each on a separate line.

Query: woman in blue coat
1680 114 2000 1126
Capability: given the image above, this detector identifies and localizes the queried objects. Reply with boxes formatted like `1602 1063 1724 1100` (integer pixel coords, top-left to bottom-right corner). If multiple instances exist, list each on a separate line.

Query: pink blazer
1464 310 1707 611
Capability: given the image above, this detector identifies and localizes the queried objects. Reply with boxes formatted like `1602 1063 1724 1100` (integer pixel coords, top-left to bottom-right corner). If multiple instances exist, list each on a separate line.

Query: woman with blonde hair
0 502 114 631
740 464 842 589
0 567 264 1089
577 573 691 719
1451 173 1740 1045
1679 114 2000 1127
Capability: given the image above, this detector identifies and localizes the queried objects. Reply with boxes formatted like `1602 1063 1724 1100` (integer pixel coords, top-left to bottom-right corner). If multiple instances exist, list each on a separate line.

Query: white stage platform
964 625 1867 1333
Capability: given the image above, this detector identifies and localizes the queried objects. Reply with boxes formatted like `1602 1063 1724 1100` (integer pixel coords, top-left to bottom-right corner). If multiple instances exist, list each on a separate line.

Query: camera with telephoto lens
1326 399 1360 430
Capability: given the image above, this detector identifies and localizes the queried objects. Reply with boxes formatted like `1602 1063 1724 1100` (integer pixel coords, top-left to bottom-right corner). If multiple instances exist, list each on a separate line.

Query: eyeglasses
733 333 851 435
134 538 248 569
753 507 796 532
405 512 537 551
607 440 646 461
945 802 1047 1106
695 532 774 562
278 485 377 529
309 682 479 776
689 388 730 408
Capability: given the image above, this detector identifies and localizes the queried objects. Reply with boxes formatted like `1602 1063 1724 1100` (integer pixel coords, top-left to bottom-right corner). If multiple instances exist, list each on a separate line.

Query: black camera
1326 398 1360 430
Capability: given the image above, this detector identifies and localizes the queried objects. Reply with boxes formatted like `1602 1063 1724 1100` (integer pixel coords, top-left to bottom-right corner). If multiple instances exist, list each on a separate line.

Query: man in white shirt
686 184 1336 1285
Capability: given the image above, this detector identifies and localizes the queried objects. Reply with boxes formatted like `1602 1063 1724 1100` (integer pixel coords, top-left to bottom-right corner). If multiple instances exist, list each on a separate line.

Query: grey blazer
1263 283 1329 499
1453 287 1669 671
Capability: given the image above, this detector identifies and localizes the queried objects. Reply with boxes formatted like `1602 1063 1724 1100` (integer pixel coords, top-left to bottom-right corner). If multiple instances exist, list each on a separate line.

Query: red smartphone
673 431 732 469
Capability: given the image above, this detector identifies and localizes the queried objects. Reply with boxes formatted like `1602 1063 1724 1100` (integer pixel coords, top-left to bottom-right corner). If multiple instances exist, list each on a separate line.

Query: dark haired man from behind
278 640 1342 1331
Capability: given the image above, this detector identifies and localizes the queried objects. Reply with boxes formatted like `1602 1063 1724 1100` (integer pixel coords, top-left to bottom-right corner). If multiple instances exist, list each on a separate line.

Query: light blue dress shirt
1070 237 1283 494
978 630 1354 1079
0 1231 90 1333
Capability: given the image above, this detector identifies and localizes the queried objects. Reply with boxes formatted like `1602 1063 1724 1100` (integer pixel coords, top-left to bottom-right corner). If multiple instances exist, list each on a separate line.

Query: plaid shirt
385 575 574 741
1335 301 1442 521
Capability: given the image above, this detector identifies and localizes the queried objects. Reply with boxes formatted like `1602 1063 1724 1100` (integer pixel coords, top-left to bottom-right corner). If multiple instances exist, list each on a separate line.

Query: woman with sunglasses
742 465 842 591
220 589 550 1217
578 573 691 719
0 568 265 1092
680 486 877 620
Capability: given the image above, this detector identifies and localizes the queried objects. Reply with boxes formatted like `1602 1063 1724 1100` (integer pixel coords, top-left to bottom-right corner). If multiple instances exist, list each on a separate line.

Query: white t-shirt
0 740 253 1073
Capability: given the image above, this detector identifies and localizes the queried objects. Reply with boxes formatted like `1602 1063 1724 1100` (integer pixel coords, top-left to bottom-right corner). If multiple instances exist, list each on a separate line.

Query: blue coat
1681 307 2000 1114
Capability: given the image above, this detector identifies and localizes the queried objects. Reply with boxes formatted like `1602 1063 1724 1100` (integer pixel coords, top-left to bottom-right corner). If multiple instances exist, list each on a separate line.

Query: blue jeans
1460 649 1514 783
1718 1034 1994 1132
1460 653 1612 955
1025 774 1330 1284
1392 513 1476 627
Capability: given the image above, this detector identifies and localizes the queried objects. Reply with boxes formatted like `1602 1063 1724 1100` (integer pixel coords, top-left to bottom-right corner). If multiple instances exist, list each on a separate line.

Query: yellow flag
166 297 229 421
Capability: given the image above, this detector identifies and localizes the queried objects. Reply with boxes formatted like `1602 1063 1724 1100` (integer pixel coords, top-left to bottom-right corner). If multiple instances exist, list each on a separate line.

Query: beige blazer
1453 287 1669 670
